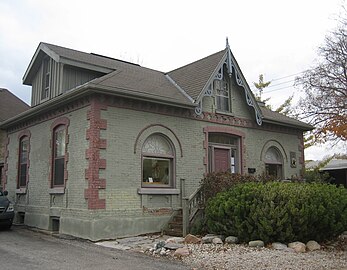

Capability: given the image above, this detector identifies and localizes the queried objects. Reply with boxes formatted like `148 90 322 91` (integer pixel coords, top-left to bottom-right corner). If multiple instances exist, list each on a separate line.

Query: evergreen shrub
200 172 274 204
205 182 347 243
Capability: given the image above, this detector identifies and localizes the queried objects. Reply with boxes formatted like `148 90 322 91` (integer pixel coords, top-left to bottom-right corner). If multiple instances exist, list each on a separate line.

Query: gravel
178 244 347 270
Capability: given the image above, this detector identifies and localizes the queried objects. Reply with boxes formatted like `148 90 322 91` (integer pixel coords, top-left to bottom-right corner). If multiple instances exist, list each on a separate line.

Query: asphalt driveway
0 226 189 270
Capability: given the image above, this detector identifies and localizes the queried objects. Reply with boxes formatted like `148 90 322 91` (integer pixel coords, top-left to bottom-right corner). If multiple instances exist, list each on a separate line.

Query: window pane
19 164 27 187
264 147 282 164
209 134 236 145
142 135 172 155
54 158 65 186
143 158 170 185
20 139 28 163
55 128 66 157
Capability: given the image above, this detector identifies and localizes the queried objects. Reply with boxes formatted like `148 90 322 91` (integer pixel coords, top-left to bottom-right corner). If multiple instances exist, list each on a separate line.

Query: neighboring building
0 41 313 240
320 159 347 188
0 88 29 189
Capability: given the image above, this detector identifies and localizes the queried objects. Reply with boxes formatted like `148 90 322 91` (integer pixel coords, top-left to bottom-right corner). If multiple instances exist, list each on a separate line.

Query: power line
265 79 295 89
269 71 306 82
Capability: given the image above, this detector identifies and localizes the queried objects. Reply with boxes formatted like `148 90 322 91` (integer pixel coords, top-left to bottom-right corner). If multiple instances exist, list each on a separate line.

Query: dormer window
41 57 50 100
214 64 231 113
215 80 230 111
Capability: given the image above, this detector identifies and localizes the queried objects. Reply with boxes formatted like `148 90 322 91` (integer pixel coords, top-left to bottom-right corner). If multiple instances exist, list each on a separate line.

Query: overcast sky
0 0 346 160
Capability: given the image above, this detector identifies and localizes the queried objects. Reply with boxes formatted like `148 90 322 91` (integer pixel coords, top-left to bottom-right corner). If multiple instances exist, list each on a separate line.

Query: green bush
200 172 275 204
205 182 347 243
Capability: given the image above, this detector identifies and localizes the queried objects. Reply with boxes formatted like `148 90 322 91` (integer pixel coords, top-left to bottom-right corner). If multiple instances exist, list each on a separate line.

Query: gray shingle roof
43 43 138 70
260 106 313 130
0 88 30 122
168 50 226 100
90 65 193 106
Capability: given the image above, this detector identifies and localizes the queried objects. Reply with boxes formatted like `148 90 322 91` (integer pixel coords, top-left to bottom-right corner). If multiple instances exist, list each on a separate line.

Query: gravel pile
180 244 347 270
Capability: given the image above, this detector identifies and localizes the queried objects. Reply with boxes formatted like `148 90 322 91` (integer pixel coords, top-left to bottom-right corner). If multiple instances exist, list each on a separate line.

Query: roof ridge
168 49 226 73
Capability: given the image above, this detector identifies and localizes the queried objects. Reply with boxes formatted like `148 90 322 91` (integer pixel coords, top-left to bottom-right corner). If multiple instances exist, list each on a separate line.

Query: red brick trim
16 130 31 189
49 117 70 189
84 96 107 210
203 126 246 174
134 124 183 157
2 136 10 190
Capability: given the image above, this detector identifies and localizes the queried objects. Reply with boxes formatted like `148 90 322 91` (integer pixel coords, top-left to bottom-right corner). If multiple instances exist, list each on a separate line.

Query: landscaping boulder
249 240 264 248
174 247 190 257
185 234 201 244
164 243 184 250
271 242 288 250
288 242 306 253
166 237 185 244
225 236 238 244
212 237 223 245
306 240 321 251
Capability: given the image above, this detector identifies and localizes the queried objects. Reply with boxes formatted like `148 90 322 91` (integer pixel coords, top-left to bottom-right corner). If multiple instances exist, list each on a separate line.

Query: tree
253 74 271 101
295 13 347 143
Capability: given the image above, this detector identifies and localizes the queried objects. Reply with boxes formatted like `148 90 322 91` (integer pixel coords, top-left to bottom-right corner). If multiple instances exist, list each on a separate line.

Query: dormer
23 43 116 107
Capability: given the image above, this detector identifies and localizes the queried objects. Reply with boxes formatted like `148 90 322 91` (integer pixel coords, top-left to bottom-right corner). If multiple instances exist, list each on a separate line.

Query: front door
213 148 230 172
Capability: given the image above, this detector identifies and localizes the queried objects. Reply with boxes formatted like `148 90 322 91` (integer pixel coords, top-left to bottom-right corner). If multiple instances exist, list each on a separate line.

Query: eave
0 83 196 129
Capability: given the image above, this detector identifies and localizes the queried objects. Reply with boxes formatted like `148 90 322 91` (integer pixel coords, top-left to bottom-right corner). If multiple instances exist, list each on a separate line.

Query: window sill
137 188 180 195
216 110 234 116
16 188 27 194
49 187 65 194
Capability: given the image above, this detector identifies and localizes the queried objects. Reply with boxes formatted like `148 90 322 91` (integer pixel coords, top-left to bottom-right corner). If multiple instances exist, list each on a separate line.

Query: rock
225 236 238 244
154 240 166 250
202 235 216 244
306 240 321 251
164 242 184 250
288 242 306 253
271 242 287 250
166 237 185 244
174 247 190 257
249 240 264 248
159 248 167 256
185 234 201 244
212 237 223 245
202 234 225 243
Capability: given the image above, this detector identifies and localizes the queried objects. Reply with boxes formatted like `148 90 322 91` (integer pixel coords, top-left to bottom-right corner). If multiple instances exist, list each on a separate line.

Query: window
52 125 66 186
215 80 230 111
41 57 50 100
18 136 29 188
142 134 174 187
208 133 239 173
214 64 231 112
264 147 283 179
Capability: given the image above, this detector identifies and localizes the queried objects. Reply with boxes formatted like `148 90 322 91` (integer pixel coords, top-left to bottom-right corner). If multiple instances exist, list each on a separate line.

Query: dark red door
214 148 230 172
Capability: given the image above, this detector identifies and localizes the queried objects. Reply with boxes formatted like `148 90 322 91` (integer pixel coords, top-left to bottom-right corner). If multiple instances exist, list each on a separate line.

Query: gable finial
226 37 230 49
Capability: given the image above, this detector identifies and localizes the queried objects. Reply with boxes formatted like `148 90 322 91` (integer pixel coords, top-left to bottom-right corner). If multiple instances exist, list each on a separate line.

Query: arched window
142 134 174 187
264 147 283 179
18 136 29 188
52 125 66 187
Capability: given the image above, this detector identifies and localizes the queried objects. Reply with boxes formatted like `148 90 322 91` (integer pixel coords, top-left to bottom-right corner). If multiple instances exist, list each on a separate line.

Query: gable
168 44 263 125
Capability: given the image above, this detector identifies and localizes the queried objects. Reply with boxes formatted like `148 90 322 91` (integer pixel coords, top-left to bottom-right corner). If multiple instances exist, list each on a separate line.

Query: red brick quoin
85 96 107 209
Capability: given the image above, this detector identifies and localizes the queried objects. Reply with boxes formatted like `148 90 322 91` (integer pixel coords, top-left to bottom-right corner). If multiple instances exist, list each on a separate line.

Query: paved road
0 226 189 270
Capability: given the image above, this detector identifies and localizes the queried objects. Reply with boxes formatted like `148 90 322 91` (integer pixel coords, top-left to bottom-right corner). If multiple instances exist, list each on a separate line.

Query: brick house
0 88 29 190
0 41 313 240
